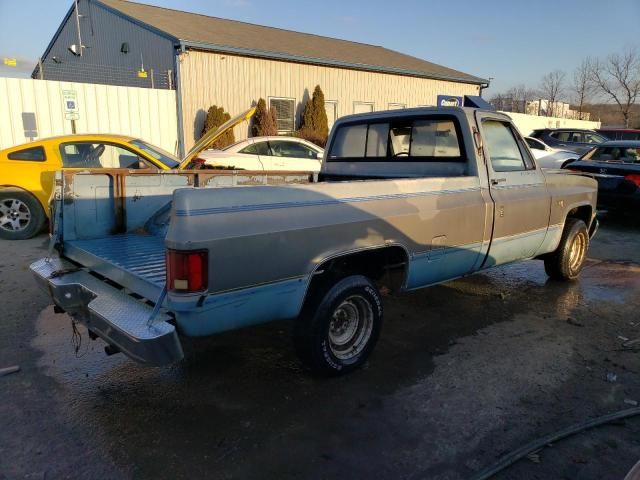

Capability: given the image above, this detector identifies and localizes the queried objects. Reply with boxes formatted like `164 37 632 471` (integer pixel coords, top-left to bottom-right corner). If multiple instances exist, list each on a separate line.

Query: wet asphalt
1 213 639 480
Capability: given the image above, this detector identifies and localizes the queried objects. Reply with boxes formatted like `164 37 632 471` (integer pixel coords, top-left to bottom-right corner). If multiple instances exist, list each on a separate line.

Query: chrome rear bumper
31 257 183 366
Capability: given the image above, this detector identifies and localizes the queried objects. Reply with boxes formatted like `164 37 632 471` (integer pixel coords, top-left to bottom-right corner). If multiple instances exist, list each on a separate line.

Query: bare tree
590 48 640 127
572 58 596 120
504 84 537 113
539 70 566 117
489 93 507 111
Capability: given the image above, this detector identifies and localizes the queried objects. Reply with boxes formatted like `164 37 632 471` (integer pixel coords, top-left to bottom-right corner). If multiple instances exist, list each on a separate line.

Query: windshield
130 140 180 168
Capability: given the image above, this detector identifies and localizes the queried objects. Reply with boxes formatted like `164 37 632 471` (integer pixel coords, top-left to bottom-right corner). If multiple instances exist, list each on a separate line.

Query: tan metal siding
179 50 480 150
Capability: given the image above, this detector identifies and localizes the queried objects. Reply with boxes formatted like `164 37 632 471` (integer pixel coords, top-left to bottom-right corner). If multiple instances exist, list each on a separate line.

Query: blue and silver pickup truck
32 106 598 376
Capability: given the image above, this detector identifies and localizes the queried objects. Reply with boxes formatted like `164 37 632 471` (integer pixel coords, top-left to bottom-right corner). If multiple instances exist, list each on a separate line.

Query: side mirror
316 152 323 160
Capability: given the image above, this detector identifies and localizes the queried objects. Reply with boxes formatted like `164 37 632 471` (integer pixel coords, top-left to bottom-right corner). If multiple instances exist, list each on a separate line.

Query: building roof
96 0 486 85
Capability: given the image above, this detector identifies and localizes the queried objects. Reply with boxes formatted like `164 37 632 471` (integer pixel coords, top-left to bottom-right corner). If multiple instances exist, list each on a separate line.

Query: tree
201 105 235 149
300 85 329 141
251 98 278 137
489 93 507 111
572 58 596 120
590 49 640 127
539 70 566 117
505 84 537 113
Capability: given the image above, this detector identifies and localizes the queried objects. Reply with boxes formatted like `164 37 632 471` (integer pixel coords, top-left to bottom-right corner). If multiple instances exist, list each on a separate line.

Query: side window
525 138 544 150
269 141 317 159
483 120 528 172
584 133 604 144
553 132 571 142
7 146 46 162
569 132 584 143
60 143 148 169
239 142 270 156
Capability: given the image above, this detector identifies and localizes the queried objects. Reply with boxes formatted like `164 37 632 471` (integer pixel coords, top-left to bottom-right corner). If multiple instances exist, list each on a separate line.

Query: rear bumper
30 257 183 366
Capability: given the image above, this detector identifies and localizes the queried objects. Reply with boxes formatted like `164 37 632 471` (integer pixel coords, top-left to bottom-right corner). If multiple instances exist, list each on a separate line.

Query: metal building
35 0 488 155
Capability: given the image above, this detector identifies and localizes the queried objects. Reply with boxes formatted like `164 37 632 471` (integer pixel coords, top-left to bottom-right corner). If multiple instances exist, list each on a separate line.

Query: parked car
564 140 640 211
200 137 323 172
596 128 640 141
31 105 597 376
524 136 578 169
0 108 255 240
529 128 607 155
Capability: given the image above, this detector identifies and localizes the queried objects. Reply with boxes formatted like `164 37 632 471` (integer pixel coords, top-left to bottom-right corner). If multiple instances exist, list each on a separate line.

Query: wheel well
306 246 409 301
566 205 592 227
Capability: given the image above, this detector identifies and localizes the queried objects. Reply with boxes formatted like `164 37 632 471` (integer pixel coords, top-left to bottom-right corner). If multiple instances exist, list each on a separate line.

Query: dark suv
530 128 607 155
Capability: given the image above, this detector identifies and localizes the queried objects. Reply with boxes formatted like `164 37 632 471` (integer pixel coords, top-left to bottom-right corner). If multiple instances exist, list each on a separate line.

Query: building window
324 100 338 130
269 97 296 134
353 102 374 114
388 103 406 110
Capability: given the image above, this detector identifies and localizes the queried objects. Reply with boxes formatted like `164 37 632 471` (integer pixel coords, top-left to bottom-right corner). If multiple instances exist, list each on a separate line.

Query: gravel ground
1 213 639 480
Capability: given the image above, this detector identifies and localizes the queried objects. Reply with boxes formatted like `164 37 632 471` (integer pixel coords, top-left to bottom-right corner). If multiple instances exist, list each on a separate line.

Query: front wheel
294 275 383 376
544 218 589 280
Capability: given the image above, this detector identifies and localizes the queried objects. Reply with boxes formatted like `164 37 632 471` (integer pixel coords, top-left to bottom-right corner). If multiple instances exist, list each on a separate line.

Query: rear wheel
294 275 383 376
0 191 45 240
544 217 589 280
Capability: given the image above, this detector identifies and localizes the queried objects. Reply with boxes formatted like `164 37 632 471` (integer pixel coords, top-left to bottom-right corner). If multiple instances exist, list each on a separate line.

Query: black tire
544 217 589 280
294 275 383 376
0 191 46 240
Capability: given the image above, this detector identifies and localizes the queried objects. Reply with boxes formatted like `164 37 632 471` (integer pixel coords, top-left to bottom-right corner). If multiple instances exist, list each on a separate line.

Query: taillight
624 174 640 188
166 249 208 293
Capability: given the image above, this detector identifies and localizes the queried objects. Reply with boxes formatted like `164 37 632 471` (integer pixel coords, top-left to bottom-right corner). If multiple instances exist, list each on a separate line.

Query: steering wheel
394 152 409 157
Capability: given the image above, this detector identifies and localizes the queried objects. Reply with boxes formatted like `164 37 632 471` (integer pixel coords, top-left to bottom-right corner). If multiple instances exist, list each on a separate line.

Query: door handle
491 178 506 185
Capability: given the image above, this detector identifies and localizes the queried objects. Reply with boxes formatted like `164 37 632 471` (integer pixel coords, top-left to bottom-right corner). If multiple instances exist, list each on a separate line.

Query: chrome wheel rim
0 198 31 232
328 295 374 361
568 231 587 272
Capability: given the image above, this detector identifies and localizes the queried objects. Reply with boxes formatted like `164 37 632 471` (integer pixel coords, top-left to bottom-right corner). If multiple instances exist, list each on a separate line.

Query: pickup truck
31 105 598 376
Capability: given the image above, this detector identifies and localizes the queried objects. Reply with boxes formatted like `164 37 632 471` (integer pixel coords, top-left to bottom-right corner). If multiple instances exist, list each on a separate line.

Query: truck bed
64 234 166 301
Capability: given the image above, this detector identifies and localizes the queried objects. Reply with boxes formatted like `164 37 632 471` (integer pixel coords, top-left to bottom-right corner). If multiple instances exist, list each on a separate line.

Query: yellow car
0 108 255 240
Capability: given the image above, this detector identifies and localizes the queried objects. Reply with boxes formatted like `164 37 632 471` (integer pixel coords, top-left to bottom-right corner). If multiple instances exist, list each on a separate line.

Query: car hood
178 108 255 169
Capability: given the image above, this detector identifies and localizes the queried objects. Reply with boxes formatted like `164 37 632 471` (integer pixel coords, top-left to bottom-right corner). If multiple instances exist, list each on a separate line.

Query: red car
597 128 640 141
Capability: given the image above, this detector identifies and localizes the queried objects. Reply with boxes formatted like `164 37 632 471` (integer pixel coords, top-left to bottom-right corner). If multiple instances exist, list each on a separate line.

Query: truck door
476 113 551 267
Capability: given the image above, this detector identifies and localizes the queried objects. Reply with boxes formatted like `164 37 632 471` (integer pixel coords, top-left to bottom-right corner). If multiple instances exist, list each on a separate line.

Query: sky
0 0 639 95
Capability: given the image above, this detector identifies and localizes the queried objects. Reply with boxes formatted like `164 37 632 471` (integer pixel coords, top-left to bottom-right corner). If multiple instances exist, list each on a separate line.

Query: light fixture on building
68 44 84 56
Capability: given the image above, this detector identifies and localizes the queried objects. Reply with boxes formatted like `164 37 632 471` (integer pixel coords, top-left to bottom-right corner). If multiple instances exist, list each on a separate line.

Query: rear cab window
329 117 463 162
7 146 46 162
325 115 467 178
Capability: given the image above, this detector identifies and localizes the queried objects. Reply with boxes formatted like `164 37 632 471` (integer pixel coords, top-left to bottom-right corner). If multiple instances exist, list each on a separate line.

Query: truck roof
333 106 507 125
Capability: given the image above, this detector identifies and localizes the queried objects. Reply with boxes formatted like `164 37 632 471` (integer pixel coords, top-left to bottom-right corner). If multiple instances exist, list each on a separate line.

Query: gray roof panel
97 0 486 84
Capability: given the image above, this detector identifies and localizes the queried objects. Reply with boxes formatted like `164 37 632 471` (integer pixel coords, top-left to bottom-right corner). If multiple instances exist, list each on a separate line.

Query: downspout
479 79 491 98
174 42 186 158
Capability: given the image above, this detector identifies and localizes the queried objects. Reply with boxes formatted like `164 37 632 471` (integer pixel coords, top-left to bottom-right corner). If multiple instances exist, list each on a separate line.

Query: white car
200 136 323 172
525 136 578 169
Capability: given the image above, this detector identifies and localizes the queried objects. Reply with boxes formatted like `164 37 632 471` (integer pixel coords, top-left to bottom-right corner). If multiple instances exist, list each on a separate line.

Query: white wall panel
0 77 178 154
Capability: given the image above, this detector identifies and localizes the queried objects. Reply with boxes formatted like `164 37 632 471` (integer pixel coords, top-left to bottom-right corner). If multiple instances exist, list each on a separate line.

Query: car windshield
129 140 180 168
584 146 640 162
